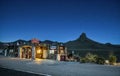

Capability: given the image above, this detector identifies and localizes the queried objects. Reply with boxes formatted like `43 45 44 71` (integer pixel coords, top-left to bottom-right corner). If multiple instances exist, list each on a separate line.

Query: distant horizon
1 0 120 44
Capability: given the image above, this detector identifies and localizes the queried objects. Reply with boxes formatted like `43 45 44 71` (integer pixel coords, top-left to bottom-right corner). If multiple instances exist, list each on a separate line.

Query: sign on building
50 46 56 50
31 38 39 44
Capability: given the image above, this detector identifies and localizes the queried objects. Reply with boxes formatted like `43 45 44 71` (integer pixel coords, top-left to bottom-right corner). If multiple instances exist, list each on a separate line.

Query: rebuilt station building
4 38 67 61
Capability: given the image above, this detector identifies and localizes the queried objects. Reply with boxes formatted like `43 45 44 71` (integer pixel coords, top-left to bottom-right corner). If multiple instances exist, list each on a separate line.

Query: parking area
0 56 120 76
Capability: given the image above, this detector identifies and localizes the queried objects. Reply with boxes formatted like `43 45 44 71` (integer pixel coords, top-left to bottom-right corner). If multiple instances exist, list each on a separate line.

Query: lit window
50 50 54 54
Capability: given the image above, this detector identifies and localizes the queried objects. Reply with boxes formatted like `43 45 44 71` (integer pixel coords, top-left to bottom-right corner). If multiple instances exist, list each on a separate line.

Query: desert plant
80 57 87 63
109 55 117 65
96 57 105 64
85 52 97 63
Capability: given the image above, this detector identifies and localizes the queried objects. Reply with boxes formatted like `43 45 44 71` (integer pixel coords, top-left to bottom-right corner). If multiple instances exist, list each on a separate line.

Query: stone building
3 38 67 61
17 38 67 61
18 43 49 59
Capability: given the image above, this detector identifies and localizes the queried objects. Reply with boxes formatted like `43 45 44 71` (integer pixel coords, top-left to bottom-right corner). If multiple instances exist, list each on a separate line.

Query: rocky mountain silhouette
65 33 120 51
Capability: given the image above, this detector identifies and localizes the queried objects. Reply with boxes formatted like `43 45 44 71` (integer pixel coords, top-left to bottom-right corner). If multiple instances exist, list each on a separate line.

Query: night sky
0 0 120 44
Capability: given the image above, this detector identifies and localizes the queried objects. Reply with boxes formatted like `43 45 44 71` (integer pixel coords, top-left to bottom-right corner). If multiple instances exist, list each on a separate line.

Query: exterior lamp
37 49 41 54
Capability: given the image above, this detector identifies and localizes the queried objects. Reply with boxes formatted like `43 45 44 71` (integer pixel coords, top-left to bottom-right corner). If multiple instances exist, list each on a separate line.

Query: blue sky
0 0 120 44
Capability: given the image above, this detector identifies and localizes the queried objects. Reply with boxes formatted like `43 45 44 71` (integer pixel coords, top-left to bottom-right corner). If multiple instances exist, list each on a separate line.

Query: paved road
0 67 45 76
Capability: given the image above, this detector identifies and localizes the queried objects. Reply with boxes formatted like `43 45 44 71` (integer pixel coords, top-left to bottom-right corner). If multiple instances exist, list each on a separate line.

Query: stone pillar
4 49 7 56
65 47 67 54
65 47 67 60
18 47 22 58
32 46 36 60
57 54 60 61
18 47 20 58
43 50 48 59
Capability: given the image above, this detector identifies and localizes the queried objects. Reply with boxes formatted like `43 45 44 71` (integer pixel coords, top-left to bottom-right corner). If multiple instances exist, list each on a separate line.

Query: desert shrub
109 55 117 65
96 57 105 64
80 53 99 63
80 57 87 63
85 53 97 63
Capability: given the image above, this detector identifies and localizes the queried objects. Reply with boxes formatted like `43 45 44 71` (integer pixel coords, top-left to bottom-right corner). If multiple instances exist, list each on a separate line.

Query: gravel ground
0 55 120 76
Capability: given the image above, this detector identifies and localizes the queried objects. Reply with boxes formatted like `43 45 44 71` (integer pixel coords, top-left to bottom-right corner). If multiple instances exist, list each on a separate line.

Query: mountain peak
80 33 87 38
76 33 87 41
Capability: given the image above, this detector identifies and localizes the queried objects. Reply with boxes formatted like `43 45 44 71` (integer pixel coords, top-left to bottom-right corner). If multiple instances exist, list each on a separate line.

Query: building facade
18 44 67 61
2 38 67 61
18 43 49 60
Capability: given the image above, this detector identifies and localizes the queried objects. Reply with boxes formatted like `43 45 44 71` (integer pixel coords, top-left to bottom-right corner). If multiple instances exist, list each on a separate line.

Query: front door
21 47 32 59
